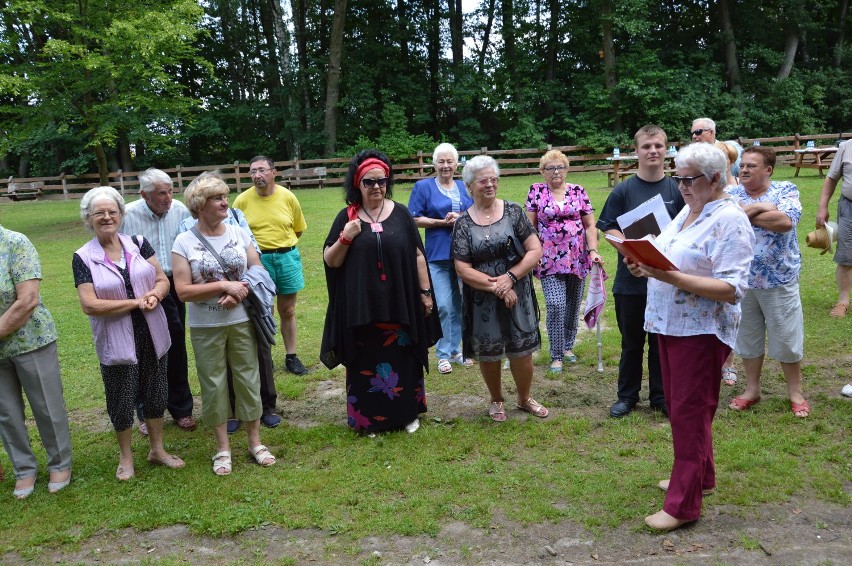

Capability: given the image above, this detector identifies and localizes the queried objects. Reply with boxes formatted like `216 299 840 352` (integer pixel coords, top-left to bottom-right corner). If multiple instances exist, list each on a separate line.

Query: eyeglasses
362 177 388 188
672 175 704 188
91 210 120 220
691 128 713 137
543 165 566 173
475 176 499 186
249 167 271 176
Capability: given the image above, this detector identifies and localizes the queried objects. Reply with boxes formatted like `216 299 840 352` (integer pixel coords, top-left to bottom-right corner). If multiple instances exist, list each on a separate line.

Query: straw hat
805 221 838 255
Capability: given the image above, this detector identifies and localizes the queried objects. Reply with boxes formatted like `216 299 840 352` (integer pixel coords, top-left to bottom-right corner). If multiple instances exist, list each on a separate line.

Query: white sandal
212 451 232 476
437 359 452 374
721 367 738 386
250 444 276 467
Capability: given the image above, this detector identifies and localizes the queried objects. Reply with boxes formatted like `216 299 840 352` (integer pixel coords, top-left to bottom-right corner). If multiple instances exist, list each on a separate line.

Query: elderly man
121 168 196 431
597 125 685 418
816 139 852 319
234 156 309 375
691 118 717 143
727 147 810 417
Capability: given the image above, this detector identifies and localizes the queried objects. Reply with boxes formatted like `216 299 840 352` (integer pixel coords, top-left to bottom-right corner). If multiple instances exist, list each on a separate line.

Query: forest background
1 0 851 183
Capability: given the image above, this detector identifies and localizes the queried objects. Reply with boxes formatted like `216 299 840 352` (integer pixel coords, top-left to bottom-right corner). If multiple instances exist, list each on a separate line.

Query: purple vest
75 233 170 366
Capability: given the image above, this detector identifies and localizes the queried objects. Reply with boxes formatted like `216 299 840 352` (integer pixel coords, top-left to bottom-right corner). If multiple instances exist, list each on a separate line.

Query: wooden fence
2 131 850 201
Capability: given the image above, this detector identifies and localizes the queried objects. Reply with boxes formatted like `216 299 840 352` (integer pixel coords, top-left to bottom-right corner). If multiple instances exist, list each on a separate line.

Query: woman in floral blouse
525 150 601 373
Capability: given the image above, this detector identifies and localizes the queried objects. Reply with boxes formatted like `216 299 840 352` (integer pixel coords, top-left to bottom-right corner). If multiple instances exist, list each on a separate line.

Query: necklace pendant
485 234 490 240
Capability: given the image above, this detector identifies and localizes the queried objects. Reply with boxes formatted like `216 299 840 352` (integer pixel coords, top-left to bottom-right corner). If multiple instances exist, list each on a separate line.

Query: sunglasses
691 128 713 137
672 175 703 188
362 177 388 188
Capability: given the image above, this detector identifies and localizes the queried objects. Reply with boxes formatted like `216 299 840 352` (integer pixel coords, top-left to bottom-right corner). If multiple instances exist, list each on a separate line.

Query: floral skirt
346 322 427 433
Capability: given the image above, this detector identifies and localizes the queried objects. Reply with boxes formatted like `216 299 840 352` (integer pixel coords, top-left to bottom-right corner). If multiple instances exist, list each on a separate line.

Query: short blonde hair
183 171 230 218
714 141 737 164
539 149 569 170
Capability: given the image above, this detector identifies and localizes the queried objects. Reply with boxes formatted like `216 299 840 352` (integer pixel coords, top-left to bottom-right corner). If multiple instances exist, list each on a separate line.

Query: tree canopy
2 0 850 178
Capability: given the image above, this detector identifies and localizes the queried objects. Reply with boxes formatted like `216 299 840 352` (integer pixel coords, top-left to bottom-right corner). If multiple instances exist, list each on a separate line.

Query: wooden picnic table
606 154 676 187
793 147 838 177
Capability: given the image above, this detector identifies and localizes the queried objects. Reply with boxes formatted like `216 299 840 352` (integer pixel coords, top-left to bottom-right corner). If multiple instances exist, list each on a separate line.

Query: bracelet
339 231 353 246
506 271 518 286
588 248 597 253
420 288 432 296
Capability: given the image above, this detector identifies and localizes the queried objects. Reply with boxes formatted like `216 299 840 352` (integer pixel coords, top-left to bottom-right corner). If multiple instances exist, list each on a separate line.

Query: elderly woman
172 175 275 474
74 186 184 481
626 143 754 531
321 149 440 434
451 155 547 421
525 149 601 373
1 225 72 498
408 143 474 374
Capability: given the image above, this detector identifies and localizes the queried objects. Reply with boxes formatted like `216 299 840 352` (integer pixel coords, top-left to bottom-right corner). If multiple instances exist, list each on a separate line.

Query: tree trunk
477 0 496 75
543 0 558 121
117 137 134 173
94 142 109 185
836 0 849 67
600 0 621 133
501 0 522 107
323 0 347 155
425 0 440 137
290 0 309 132
776 22 799 79
718 0 741 93
448 0 463 70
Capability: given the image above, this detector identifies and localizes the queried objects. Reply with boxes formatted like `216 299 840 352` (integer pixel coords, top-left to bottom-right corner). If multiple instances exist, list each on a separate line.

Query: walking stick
596 319 604 373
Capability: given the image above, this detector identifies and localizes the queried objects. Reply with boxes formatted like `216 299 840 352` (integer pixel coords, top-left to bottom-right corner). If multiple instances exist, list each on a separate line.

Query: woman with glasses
451 155 547 422
408 143 474 375
73 186 185 481
525 150 601 374
627 143 754 531
321 149 440 434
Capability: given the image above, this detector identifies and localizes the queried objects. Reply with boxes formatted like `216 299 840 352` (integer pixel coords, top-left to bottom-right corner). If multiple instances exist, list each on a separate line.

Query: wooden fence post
61 173 68 199
480 147 487 154
176 165 183 191
234 161 241 192
417 151 425 178
118 169 125 196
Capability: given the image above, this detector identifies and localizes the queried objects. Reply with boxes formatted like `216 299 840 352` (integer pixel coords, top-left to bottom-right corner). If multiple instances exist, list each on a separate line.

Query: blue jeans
429 260 463 359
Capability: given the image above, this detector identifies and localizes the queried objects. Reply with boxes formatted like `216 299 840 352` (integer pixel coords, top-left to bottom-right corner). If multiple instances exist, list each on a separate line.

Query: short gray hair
80 186 126 231
692 117 716 132
674 143 727 186
139 168 173 194
462 155 499 186
432 142 459 164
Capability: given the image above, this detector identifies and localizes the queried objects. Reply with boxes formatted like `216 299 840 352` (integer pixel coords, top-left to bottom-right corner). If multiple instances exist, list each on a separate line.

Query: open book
605 234 679 271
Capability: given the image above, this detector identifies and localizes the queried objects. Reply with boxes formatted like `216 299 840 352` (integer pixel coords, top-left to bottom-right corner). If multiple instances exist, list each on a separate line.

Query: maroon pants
658 334 730 521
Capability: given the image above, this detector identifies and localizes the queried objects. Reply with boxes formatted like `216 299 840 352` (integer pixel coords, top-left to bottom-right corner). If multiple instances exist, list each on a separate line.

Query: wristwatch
420 289 432 296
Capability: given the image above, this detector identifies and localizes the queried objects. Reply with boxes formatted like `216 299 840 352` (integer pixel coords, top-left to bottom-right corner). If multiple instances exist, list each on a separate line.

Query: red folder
605 234 678 271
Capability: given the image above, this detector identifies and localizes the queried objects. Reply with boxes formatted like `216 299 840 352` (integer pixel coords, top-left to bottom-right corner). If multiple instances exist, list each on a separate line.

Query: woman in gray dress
451 155 547 422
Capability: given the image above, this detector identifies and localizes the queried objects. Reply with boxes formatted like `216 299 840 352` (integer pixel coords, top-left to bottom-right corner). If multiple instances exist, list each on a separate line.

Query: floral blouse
525 182 594 279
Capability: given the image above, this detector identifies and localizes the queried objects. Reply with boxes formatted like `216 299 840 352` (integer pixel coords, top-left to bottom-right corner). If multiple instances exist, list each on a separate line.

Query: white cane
596 318 604 372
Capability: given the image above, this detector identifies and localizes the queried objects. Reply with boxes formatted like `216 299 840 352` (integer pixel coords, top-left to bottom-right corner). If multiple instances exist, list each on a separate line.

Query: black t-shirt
596 175 684 295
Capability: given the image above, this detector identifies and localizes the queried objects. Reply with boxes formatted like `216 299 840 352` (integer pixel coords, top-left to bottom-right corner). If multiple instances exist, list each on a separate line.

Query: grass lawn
0 167 849 559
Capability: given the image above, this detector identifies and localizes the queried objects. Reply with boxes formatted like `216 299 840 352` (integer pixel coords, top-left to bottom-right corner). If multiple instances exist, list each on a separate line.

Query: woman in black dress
321 149 440 434
452 155 547 422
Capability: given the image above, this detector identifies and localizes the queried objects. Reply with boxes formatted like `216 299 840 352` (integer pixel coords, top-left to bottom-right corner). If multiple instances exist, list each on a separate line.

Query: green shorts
260 248 305 295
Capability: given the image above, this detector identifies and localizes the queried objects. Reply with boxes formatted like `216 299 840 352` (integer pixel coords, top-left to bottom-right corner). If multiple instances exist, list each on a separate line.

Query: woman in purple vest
73 186 185 481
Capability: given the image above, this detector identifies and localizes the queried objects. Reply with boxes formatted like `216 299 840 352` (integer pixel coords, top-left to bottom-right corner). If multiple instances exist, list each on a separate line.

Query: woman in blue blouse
409 143 474 374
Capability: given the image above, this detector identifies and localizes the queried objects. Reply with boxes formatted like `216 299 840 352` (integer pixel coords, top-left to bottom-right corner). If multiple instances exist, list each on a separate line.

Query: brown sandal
829 303 848 318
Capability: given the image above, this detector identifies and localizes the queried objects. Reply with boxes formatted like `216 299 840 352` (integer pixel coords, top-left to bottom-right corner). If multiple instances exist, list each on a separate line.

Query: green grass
0 167 849 556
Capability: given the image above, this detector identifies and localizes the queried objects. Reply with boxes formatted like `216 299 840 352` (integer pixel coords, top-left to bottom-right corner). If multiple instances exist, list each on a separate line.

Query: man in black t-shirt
596 125 685 418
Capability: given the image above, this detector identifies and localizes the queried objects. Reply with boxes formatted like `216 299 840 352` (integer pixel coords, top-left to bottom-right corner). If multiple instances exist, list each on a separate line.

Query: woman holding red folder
626 143 754 531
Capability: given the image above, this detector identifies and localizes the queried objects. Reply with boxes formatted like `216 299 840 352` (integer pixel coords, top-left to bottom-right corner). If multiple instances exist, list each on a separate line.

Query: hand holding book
604 233 679 271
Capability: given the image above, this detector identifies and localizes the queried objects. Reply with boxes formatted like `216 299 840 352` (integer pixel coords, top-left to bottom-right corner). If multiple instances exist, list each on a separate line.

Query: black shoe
261 413 281 428
609 400 636 418
650 402 669 418
285 355 308 375
227 418 241 434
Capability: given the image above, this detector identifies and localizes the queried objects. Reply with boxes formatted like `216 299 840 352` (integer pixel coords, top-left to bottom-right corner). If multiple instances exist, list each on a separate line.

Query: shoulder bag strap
190 226 237 282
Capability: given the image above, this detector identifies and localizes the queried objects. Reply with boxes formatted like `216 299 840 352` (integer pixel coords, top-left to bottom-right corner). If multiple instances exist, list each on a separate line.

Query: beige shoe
644 510 695 531
658 479 714 496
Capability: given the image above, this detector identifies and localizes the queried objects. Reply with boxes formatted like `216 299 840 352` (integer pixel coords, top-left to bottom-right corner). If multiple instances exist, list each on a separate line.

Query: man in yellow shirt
234 156 309 375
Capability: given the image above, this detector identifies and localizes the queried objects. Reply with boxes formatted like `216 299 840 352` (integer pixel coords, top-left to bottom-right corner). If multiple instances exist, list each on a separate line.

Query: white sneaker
405 418 420 433
841 384 852 398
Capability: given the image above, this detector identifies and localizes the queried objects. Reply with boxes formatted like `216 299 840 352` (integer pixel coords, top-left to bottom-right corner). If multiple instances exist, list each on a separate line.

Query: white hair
692 117 716 132
80 186 125 231
432 143 459 164
674 143 727 186
461 155 499 186
138 168 173 194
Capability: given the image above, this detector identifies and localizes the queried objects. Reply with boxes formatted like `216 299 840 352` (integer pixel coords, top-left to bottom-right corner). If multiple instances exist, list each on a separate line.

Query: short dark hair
249 155 275 169
343 149 394 205
742 146 776 168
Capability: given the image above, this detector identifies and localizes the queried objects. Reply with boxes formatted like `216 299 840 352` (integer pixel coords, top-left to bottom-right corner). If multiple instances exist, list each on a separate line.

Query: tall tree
718 0 741 93
323 0 347 154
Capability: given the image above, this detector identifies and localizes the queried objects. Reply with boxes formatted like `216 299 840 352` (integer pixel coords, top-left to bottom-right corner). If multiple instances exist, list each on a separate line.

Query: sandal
488 401 507 422
437 359 452 374
517 397 549 418
212 451 232 476
148 453 186 469
548 360 563 374
564 351 578 364
729 396 760 411
721 367 738 386
115 463 135 481
250 444 276 467
829 303 848 318
791 399 811 418
450 353 475 367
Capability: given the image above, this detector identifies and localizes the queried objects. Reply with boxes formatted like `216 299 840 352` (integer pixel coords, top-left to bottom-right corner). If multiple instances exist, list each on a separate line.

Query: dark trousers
228 341 277 416
613 293 664 406
137 278 194 421
659 334 729 520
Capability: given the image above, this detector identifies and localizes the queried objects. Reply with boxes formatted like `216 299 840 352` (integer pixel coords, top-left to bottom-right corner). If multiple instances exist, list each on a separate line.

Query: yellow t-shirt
233 184 307 249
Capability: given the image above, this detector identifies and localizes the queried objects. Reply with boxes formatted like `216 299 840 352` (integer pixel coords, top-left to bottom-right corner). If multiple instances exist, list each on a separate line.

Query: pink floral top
525 182 594 279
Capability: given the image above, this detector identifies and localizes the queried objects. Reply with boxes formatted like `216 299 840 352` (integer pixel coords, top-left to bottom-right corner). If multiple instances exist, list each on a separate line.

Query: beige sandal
488 401 507 422
517 397 549 418
212 451 232 476
250 444 276 467
829 303 848 318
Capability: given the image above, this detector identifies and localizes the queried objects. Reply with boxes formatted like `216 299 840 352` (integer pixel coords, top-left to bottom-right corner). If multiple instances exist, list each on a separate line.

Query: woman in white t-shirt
172 174 275 476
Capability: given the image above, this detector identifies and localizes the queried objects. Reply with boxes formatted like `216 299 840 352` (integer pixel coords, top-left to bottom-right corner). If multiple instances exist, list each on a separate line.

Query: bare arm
525 210 537 229
323 219 362 268
582 214 602 264
816 176 839 226
416 249 434 314
626 259 737 303
0 279 40 339
413 215 455 229
742 202 793 233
